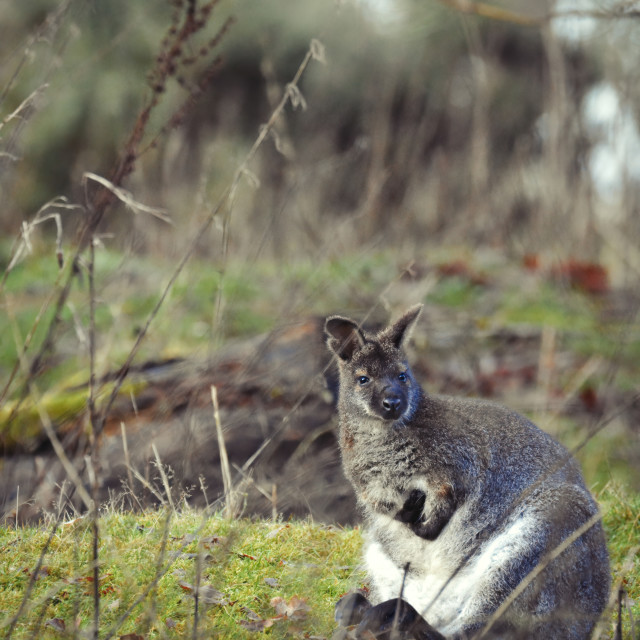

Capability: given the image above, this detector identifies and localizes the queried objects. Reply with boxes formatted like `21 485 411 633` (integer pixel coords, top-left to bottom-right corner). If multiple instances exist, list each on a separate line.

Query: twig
85 457 100 640
192 534 203 640
435 0 640 26
211 386 233 519
435 0 541 25
86 235 101 640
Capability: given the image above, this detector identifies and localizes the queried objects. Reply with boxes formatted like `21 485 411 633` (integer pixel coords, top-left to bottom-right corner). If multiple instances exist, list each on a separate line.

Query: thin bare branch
435 0 640 25
435 0 541 25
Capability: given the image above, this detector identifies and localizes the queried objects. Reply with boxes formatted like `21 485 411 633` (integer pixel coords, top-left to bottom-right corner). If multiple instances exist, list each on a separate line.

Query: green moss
0 377 148 450
0 488 637 638
0 511 363 639
601 487 640 637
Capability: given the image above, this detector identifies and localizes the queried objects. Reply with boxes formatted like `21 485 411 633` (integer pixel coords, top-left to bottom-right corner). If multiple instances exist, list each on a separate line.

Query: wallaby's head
325 305 423 425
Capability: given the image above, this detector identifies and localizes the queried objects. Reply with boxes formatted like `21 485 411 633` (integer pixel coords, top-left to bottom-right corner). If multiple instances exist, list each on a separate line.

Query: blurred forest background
1 0 640 524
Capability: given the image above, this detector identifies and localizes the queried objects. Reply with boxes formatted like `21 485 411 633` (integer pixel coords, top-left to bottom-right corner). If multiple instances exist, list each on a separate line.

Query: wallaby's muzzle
376 381 408 421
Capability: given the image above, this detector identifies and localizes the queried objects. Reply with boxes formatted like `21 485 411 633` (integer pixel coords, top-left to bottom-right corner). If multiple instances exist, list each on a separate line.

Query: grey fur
325 305 610 639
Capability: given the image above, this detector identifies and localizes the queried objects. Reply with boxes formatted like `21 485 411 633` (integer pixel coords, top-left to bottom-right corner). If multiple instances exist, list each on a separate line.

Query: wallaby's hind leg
335 593 445 640
356 598 446 640
335 591 372 627
440 490 608 639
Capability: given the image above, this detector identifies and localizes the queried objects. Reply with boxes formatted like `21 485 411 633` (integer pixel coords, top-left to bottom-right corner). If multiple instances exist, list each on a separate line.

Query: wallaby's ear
380 304 423 350
325 316 366 362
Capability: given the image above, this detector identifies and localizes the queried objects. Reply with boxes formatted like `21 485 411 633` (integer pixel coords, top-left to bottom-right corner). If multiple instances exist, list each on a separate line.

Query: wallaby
325 305 610 640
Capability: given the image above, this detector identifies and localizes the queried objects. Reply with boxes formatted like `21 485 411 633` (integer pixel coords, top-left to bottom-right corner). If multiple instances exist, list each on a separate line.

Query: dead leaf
44 618 65 632
179 580 195 592
239 606 262 621
271 597 288 617
551 259 609 294
437 260 488 286
25 565 50 580
239 618 275 632
74 571 112 584
201 535 224 547
266 525 289 539
61 516 86 527
198 584 229 605
270 595 310 620
118 634 144 640
580 386 599 412
178 581 228 605
523 254 540 271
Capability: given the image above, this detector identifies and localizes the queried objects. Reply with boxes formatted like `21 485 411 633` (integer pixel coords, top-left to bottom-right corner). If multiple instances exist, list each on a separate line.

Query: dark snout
379 384 408 421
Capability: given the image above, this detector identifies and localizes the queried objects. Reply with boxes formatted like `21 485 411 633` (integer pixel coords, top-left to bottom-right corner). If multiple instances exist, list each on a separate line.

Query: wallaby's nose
382 396 403 417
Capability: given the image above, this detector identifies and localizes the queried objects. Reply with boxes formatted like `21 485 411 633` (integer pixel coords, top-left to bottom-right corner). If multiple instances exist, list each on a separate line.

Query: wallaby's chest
339 422 426 503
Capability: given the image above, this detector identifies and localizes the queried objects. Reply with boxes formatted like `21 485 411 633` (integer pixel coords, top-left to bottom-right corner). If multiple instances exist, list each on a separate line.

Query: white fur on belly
364 511 539 634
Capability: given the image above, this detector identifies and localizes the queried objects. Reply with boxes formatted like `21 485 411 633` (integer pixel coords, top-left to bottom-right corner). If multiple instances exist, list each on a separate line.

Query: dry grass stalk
120 422 135 498
152 443 176 515
211 385 234 519
82 172 172 224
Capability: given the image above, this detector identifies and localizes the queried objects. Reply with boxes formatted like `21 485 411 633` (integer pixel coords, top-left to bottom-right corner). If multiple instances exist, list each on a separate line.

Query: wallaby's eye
398 372 407 382
358 375 370 386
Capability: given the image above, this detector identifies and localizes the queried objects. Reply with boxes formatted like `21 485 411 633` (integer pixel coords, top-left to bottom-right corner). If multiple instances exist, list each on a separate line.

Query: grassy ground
0 508 363 639
0 486 637 639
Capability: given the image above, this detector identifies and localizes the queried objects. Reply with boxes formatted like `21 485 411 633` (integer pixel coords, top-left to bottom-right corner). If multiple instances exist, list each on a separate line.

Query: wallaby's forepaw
395 490 426 525
335 591 372 627
409 516 449 540
395 489 454 541
355 598 446 640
